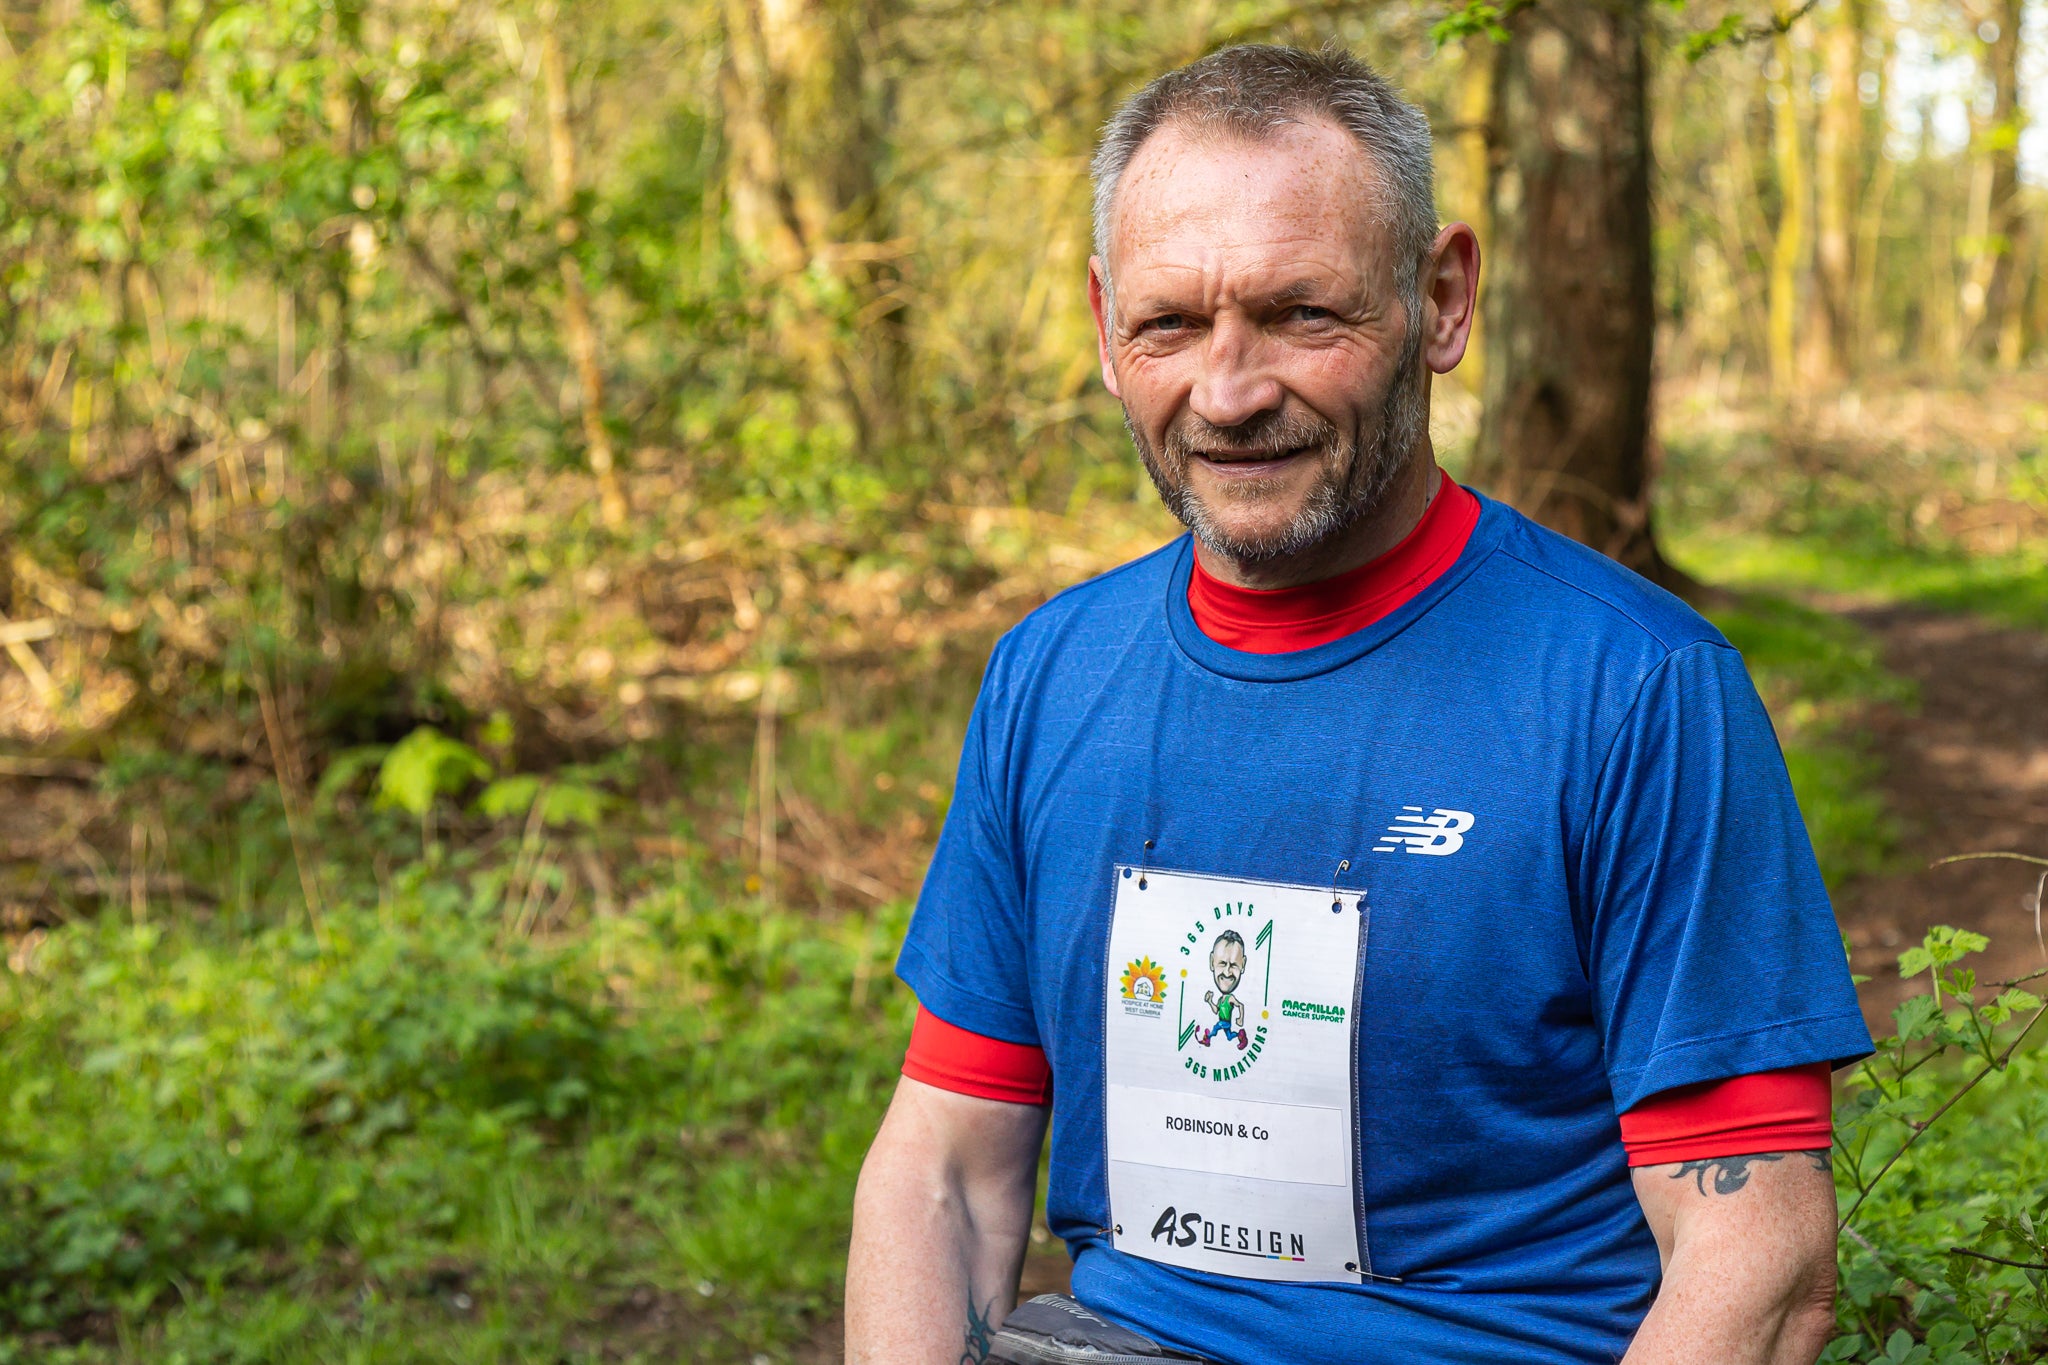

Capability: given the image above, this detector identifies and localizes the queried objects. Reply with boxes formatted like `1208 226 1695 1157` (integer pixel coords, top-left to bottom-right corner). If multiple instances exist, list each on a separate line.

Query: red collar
1187 481 1480 654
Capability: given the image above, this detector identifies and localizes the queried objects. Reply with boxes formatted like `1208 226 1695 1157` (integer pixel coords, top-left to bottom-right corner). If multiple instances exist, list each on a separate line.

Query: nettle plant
1827 857 2048 1364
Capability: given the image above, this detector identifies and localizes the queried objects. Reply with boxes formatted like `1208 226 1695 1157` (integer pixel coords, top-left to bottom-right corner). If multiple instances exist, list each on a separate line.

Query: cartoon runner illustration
1199 930 1250 1051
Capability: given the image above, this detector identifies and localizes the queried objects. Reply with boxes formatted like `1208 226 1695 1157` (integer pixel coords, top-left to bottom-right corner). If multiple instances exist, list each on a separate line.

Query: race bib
1103 865 1369 1284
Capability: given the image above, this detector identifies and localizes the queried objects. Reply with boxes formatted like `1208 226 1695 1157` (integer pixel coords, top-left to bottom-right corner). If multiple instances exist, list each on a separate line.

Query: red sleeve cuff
1618 1062 1833 1167
902 1005 1052 1107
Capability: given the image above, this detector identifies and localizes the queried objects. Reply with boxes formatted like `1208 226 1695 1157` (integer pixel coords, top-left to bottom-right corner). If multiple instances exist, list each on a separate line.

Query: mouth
1190 445 1316 478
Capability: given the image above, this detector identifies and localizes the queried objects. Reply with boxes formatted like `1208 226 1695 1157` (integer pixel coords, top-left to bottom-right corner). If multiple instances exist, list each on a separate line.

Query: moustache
1160 408 1343 467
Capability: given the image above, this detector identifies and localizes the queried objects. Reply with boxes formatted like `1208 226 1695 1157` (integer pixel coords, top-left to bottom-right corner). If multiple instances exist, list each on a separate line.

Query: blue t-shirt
897 494 1871 1364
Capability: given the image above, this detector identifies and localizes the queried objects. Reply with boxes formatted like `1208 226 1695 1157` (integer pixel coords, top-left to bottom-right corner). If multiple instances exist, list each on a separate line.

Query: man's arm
1622 1150 1840 1365
847 1074 1050 1364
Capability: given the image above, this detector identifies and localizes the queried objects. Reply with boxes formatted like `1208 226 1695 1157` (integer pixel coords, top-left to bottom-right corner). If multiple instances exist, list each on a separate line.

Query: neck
1191 444 1442 591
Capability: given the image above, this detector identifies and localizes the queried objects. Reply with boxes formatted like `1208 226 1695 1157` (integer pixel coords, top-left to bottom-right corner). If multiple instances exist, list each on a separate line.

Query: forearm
1623 1227 1836 1364
1623 1152 1839 1365
846 1078 1045 1365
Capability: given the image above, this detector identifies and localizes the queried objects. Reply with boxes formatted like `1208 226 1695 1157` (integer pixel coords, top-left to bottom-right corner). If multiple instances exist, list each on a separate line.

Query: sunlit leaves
374 725 490 817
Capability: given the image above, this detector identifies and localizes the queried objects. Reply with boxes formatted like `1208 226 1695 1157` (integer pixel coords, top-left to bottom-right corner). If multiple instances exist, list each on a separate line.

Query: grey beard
1126 329 1428 565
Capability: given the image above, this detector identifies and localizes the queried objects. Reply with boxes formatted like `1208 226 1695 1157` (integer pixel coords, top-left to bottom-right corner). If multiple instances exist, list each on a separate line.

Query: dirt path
1834 607 2048 1026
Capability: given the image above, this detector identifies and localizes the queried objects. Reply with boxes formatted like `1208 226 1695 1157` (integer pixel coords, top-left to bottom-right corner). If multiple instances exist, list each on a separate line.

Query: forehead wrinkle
1116 250 1372 318
1114 117 1384 255
1105 121 1391 296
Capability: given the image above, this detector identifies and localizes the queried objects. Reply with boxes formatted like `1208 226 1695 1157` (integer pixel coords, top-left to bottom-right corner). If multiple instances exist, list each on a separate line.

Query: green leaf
1893 994 1943 1041
538 781 609 830
1899 927 1992 990
1984 987 2043 1025
1683 14 1747 61
375 727 492 817
477 774 543 821
314 744 390 806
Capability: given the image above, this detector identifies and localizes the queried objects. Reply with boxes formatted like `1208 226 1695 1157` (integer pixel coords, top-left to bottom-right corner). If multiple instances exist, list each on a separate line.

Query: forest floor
1832 605 2048 1024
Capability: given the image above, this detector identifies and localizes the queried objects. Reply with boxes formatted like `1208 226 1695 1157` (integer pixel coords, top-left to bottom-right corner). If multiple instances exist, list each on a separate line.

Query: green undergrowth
1828 924 2048 1362
1680 531 2048 632
0 873 910 1363
1662 419 2048 631
1833 1042 2048 1362
1705 594 1914 886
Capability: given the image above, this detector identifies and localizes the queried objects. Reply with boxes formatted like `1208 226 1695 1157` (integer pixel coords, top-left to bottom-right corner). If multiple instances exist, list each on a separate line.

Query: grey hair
1089 44 1439 327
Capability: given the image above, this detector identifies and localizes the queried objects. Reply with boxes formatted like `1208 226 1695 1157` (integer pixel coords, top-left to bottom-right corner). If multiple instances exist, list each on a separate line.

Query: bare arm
1622 1150 1840 1365
846 1075 1050 1365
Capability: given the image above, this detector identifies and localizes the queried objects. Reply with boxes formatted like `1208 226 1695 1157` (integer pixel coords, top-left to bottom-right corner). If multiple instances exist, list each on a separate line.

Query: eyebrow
1123 277 1344 320
1260 279 1332 306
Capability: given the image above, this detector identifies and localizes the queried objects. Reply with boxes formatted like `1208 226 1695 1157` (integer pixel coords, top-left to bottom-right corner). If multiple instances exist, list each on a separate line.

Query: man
847 44 1868 1365
1199 931 1249 1050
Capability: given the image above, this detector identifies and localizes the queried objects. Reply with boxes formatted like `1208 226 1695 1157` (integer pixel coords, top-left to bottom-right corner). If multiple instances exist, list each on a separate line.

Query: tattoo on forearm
961 1291 996 1365
1670 1149 1830 1196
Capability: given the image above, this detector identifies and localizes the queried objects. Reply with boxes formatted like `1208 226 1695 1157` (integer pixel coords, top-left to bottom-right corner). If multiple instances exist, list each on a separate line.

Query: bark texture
719 0 905 454
1814 0 1864 377
1967 0 2026 361
1474 0 1682 589
540 17 629 528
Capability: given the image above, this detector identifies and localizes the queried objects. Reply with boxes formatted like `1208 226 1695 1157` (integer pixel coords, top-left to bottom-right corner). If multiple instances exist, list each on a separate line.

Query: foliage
0 863 910 1362
1 0 2045 1358
375 726 491 818
1828 917 2048 1363
1661 388 2048 632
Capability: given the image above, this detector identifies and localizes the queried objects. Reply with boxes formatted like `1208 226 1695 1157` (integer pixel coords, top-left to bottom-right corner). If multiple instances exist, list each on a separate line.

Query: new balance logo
1372 807 1475 856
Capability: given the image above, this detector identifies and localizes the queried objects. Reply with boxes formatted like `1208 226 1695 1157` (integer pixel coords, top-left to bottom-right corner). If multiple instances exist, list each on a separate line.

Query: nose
1188 314 1283 430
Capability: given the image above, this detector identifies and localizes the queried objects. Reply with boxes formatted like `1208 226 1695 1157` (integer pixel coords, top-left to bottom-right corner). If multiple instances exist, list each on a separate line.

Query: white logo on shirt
1372 807 1475 856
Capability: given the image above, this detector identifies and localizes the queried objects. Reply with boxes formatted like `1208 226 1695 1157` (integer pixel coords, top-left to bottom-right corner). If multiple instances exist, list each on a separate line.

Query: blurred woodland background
2 0 2047 1361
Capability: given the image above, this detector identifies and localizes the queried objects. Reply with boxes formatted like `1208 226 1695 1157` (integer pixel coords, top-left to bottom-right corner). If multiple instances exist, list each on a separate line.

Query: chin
1204 514 1313 554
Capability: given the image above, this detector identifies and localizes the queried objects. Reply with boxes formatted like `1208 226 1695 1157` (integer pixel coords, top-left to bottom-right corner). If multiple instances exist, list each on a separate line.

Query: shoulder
987 537 1183 671
1468 496 1730 663
962 538 1183 737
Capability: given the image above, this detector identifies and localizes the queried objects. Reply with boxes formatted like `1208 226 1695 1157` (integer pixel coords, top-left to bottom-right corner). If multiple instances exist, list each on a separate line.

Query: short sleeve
895 640 1040 1046
1582 641 1873 1112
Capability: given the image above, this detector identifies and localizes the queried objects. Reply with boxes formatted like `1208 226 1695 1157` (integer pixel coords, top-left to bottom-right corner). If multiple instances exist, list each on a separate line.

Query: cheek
1275 337 1392 407
1117 349 1196 414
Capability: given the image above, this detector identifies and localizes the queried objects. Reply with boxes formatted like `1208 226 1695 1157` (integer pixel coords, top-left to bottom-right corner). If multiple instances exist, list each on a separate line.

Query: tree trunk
539 14 629 528
719 0 905 456
1813 0 1862 376
1474 0 1684 591
1766 31 1808 395
1966 0 2025 362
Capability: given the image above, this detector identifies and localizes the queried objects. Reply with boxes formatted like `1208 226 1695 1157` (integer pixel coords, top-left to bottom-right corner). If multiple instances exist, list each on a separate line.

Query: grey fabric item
989 1295 1213 1364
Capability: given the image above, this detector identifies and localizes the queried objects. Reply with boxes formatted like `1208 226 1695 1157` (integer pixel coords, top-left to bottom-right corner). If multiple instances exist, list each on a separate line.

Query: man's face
1090 120 1427 564
1210 940 1246 994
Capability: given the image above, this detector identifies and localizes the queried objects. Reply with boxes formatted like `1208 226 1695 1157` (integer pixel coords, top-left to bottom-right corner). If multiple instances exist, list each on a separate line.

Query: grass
1660 412 2048 631
1677 531 2048 633
0 860 911 1364
1702 594 1913 887
1656 403 2047 888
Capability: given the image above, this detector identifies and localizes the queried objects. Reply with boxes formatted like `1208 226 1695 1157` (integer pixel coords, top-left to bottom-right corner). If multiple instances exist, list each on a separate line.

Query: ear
1088 256 1123 399
1419 223 1481 375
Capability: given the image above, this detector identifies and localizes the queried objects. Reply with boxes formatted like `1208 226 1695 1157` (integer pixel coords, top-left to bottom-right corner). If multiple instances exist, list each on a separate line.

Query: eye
1288 304 1334 323
1139 313 1188 334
